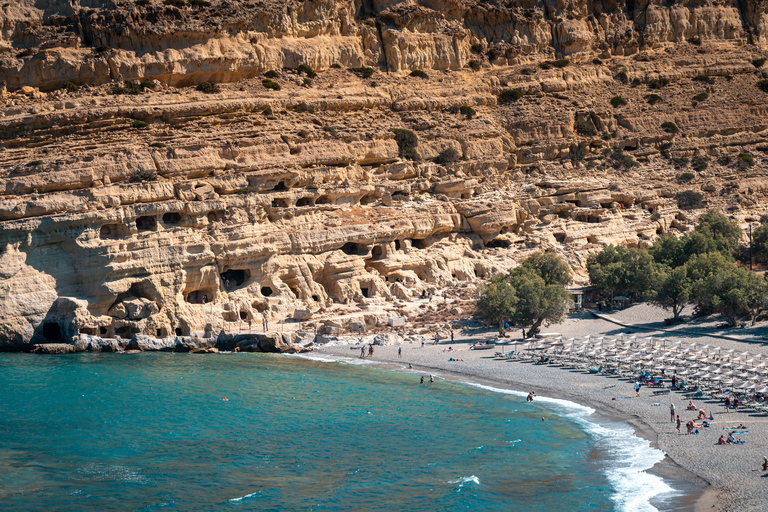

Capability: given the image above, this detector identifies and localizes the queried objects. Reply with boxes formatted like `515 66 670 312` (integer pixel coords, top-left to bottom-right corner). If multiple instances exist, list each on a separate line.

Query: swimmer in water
420 376 424 384
430 375 434 383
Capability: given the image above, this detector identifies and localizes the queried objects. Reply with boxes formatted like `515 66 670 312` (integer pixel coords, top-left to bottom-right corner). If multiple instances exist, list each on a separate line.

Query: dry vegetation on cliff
2 0 768 352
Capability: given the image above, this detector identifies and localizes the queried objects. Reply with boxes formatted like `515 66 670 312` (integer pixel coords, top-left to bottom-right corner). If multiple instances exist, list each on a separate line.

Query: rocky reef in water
1 0 768 352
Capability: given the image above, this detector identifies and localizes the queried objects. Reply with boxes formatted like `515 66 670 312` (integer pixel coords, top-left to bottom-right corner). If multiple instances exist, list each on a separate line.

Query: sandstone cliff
1 1 768 351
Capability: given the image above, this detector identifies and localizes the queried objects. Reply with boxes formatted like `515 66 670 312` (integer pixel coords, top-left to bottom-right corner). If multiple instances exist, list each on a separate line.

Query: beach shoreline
315 307 768 512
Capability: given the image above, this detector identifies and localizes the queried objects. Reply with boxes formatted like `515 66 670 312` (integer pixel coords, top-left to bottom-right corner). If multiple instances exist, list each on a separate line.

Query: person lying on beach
737 423 746 429
447 358 464 362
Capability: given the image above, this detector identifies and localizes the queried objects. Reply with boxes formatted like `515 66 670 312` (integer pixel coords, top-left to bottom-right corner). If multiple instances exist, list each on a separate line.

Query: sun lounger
652 389 671 396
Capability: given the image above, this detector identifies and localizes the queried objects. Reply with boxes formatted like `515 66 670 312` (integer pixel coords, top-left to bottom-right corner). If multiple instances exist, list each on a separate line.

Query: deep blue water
0 353 675 511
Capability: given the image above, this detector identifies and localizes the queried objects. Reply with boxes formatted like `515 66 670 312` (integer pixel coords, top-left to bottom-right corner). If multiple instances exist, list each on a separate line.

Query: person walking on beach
450 330 454 343
398 346 402 359
635 381 640 396
421 336 425 348
676 415 681 433
360 346 366 358
368 345 374 357
724 396 731 412
670 403 676 423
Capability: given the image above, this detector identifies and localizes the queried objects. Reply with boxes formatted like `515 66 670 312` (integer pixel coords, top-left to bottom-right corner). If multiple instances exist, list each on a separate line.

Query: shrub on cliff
62 82 80 93
679 172 695 181
262 79 281 90
575 119 596 136
693 75 714 84
610 95 626 107
435 147 460 165
471 43 484 53
264 70 279 79
692 155 709 172
609 148 638 170
738 152 755 167
753 58 766 68
661 121 679 134
615 71 628 83
196 81 220 94
499 88 522 103
758 80 768 93
646 94 662 105
349 67 374 78
393 128 419 160
468 60 482 71
486 48 500 61
693 92 708 102
552 59 570 68
131 120 149 128
297 64 317 78
128 168 157 183
95 44 112 53
410 69 428 79
164 0 185 7
149 142 167 148
676 190 706 210
322 126 339 139
459 106 476 119
647 78 669 89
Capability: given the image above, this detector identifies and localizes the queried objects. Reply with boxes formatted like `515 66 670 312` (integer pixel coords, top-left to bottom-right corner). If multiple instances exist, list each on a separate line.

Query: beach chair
588 365 603 374
652 389 671 396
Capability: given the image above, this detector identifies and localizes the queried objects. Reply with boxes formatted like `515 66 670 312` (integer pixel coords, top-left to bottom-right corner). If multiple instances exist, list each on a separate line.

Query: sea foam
465 382 674 512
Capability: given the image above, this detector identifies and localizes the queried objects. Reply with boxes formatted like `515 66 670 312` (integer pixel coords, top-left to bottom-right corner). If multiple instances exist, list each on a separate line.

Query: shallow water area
1 352 681 511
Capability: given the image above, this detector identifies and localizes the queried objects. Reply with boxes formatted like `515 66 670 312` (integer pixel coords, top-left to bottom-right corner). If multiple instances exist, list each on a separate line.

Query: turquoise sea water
0 353 678 511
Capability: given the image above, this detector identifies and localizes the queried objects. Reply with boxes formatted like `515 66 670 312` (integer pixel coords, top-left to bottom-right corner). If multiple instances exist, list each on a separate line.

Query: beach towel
732 431 750 434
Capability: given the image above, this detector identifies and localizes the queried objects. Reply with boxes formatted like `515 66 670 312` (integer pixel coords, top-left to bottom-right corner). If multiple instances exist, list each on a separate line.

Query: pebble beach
318 304 768 512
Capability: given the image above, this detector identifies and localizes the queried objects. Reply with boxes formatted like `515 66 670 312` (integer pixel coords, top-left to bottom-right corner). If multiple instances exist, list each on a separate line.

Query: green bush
302 78 312 87
330 63 341 69
602 132 612 140
95 44 112 53
164 0 185 7
651 212 661 221
673 157 689 167
264 70 279 79
113 79 153 95
646 94 662 105
468 60 482 71
63 81 80 92
350 67 374 78
675 190 706 210
648 78 670 89
435 147 460 165
486 48 500 61
688 36 702 46
410 69 428 79
262 107 273 116
149 142 167 148
293 102 314 113
237 186 258 195
692 155 709 171
679 172 695 181
552 59 570 68
739 152 755 166
132 120 149 128
758 80 768 93
128 169 157 183
393 128 418 160
322 126 339 138
718 154 732 166
661 121 679 134
615 71 628 83
471 43 484 53
610 95 626 107
262 79 281 90
693 75 714 84
693 92 708 102
575 119 596 136
753 58 766 68
297 64 317 78
196 81 220 94
609 147 639 170
459 106 476 119
499 88 523 103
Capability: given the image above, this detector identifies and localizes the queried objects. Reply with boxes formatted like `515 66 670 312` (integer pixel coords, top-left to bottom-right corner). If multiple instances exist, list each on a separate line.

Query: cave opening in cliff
207 211 224 224
221 269 250 287
296 197 312 207
162 212 182 225
371 246 384 259
312 295 319 302
99 326 107 336
42 322 62 341
485 239 510 249
100 223 131 240
186 290 211 304
239 311 248 320
272 198 289 208
175 327 183 336
156 329 163 337
272 181 288 191
361 287 370 298
288 286 301 299
554 233 566 243
394 240 401 251
360 194 376 205
79 327 96 335
136 215 157 231
316 195 332 205
587 235 598 244
261 286 273 297
411 239 427 249
341 242 368 256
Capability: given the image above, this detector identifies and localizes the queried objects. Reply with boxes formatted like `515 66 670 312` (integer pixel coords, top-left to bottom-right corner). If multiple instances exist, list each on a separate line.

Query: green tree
475 276 518 335
686 252 737 316
694 210 742 255
517 251 571 286
648 265 691 319
752 223 768 264
649 234 687 268
507 266 570 336
699 266 768 326
587 245 658 300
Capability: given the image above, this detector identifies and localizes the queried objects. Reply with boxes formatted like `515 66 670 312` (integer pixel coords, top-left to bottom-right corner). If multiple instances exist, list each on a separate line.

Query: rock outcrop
1 1 768 351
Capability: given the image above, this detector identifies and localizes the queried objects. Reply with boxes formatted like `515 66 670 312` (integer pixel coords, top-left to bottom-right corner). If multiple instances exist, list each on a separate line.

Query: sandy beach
316 304 768 512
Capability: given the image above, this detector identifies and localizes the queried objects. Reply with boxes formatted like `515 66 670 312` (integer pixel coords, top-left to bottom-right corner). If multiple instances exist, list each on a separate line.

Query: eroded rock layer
1 1 768 350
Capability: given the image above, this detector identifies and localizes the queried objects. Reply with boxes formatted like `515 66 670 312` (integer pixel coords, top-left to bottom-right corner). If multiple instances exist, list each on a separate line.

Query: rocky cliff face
1 1 768 351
